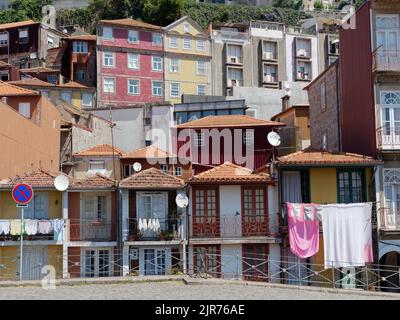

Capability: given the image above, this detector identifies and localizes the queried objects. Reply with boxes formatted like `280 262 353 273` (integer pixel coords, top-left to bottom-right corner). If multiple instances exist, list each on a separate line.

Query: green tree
313 0 324 10
88 0 129 21
272 0 302 10
141 0 185 26
0 0 53 23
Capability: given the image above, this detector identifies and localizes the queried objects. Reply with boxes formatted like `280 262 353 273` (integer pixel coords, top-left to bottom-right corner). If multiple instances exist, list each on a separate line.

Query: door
381 92 400 148
376 16 400 69
242 187 268 236
144 249 166 275
82 249 112 277
24 192 49 219
193 188 219 237
19 246 48 280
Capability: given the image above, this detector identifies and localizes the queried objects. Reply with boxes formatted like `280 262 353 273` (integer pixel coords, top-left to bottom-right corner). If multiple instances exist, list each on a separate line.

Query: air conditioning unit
297 49 306 57
30 52 37 59
229 56 237 63
264 52 273 60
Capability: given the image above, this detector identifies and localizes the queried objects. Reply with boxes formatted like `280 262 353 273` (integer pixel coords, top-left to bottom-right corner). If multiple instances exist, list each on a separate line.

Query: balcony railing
125 218 182 241
373 48 400 72
191 214 271 238
219 31 249 41
380 207 400 231
376 125 400 150
69 219 113 241
0 218 65 241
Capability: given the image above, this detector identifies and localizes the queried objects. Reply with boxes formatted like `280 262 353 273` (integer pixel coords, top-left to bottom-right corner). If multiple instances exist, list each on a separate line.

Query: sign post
12 183 33 281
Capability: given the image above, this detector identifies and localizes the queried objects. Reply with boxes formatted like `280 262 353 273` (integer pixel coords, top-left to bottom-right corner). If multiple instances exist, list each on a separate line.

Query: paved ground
0 280 398 300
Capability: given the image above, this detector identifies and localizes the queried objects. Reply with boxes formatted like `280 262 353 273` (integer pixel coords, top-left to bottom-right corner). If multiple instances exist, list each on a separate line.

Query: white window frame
103 27 113 40
47 35 54 48
128 79 140 95
196 39 205 51
88 160 106 174
0 32 8 46
196 60 206 75
160 164 168 173
103 77 115 94
19 28 28 44
197 85 206 96
127 53 140 69
183 22 190 33
174 167 182 177
152 33 162 46
137 192 168 220
128 30 139 44
169 36 178 48
82 92 93 107
82 248 113 277
152 56 163 71
183 37 191 50
152 81 163 96
24 192 49 219
61 91 72 104
170 58 179 73
170 82 180 98
18 103 30 118
103 52 115 67
73 41 88 53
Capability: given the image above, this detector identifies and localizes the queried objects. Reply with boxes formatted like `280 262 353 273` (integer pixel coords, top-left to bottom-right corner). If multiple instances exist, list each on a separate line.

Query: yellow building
163 16 211 104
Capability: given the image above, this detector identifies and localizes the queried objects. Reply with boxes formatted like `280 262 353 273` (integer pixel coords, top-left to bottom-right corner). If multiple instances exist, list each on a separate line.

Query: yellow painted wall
73 157 121 180
309 168 337 204
48 245 63 278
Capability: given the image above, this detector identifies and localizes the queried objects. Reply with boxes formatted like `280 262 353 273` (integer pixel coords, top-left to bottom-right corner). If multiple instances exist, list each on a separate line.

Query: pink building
96 19 165 108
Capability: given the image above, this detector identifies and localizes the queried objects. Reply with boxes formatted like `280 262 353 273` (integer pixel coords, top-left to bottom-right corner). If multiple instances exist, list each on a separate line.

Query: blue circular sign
12 184 33 205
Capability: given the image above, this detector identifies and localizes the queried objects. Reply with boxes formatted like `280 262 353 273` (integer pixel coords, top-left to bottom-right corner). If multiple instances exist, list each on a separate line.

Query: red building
96 19 165 108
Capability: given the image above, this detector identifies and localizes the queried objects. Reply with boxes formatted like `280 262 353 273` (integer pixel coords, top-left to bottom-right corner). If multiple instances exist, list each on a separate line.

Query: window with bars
337 170 365 203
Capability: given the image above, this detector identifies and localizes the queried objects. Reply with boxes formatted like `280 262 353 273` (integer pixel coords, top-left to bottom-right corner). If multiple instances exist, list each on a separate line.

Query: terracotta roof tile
0 170 71 189
119 168 184 189
176 115 285 129
99 18 162 30
0 20 38 30
63 34 96 41
278 149 382 166
0 81 39 96
20 67 59 73
189 162 271 184
74 144 125 157
9 78 55 87
122 145 175 159
70 174 116 190
58 81 94 89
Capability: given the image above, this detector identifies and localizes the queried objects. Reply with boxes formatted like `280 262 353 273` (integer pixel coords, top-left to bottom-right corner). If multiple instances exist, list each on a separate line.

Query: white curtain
282 171 302 203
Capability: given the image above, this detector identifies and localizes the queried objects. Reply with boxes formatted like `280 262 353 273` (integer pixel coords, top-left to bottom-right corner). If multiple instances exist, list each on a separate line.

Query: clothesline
0 219 65 237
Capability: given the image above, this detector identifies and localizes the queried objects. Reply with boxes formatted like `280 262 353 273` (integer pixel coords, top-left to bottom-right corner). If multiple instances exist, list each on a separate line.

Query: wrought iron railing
125 218 182 241
69 219 113 241
373 48 400 72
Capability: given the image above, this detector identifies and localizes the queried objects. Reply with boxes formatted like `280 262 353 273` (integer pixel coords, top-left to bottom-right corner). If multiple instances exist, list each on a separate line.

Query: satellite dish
132 162 142 173
176 193 189 209
54 175 69 191
268 131 281 147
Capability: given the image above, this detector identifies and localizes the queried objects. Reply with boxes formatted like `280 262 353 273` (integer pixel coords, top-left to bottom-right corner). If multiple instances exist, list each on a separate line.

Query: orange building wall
0 96 60 178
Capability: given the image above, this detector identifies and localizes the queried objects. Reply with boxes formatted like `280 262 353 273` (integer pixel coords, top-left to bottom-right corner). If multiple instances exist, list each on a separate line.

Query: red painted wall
68 192 80 241
339 2 376 156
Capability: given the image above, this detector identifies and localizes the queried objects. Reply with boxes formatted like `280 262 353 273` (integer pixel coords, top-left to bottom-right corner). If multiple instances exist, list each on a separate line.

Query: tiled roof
74 144 125 157
9 78 55 87
0 170 70 189
70 174 116 190
0 60 10 67
64 34 96 41
58 81 94 89
176 115 285 129
99 18 162 30
20 67 58 73
0 20 38 30
0 81 39 96
122 145 175 159
189 162 271 184
119 168 184 189
278 149 382 166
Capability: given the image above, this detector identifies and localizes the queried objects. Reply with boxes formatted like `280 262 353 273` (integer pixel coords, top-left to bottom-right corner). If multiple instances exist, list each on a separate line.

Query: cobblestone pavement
0 281 398 300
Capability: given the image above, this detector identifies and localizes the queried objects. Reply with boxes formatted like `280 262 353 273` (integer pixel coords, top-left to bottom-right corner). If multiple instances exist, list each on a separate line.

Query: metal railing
125 218 182 241
69 219 113 241
191 214 272 238
376 125 400 149
373 48 400 72
380 207 400 231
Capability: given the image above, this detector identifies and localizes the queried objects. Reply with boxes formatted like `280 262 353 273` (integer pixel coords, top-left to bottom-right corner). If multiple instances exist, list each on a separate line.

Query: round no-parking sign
12 183 33 205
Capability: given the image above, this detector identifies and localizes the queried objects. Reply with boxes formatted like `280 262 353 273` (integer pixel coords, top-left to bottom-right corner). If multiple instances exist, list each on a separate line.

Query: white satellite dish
54 175 69 191
132 162 142 173
175 193 189 209
267 131 281 147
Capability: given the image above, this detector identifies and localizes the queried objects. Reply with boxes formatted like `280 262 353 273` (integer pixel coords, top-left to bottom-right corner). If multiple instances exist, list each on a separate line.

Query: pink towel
287 203 320 259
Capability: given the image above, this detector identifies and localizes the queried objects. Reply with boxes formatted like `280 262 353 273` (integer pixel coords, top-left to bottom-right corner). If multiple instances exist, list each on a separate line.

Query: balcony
380 207 400 231
125 218 182 241
219 30 249 42
191 214 271 239
69 219 113 241
376 125 400 150
373 48 400 72
0 219 65 241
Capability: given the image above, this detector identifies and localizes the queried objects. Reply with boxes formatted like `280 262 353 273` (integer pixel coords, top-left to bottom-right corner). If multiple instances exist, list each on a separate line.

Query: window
73 41 88 53
152 33 162 46
103 52 115 67
183 38 191 49
47 74 57 84
197 85 206 96
194 132 205 147
24 192 49 219
47 36 54 48
19 29 28 44
160 164 168 173
83 249 112 277
321 82 326 111
174 167 182 176
152 81 162 96
144 249 166 275
169 37 178 48
128 30 139 43
128 79 140 95
18 103 30 118
77 70 86 81
0 32 8 46
196 39 205 51
322 133 327 150
145 139 152 146
242 244 268 281
183 22 190 33
170 82 180 98
103 27 113 40
82 93 93 107
197 60 206 75
128 53 139 69
124 164 131 177
193 189 218 237
337 170 365 203
138 192 167 220
170 58 179 73
103 78 115 93
194 245 220 275
243 131 254 145
61 91 72 103
227 44 242 64
88 160 106 174
152 56 162 71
